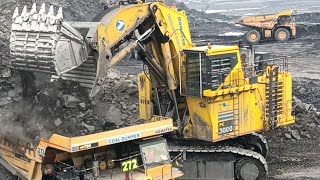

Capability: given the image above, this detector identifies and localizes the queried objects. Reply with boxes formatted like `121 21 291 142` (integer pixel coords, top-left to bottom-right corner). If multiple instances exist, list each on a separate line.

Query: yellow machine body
183 48 295 141
140 44 294 142
0 118 182 180
8 1 295 179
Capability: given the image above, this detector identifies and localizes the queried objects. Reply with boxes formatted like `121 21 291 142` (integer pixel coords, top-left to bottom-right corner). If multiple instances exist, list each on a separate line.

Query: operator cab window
278 16 292 24
182 51 238 97
139 138 171 169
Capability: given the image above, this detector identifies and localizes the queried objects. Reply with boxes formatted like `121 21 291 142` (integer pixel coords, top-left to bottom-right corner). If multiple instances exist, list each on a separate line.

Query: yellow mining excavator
8 1 295 179
236 10 297 44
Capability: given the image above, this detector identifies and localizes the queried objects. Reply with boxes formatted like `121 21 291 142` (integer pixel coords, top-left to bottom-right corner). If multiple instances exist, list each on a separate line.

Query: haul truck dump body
0 117 182 180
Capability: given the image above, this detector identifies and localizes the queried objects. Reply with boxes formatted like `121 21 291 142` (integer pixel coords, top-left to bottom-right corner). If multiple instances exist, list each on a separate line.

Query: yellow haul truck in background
236 10 297 44
0 117 182 179
8 1 295 179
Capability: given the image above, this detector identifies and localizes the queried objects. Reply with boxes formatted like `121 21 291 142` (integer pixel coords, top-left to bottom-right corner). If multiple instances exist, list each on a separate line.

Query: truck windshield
141 142 170 167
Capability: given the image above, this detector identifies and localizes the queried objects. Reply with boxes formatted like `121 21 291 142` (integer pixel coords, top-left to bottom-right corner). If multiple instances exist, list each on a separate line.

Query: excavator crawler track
232 133 269 158
250 133 268 157
169 144 267 180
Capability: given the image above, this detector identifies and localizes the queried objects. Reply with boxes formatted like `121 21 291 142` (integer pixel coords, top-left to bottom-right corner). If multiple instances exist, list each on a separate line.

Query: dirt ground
265 78 320 179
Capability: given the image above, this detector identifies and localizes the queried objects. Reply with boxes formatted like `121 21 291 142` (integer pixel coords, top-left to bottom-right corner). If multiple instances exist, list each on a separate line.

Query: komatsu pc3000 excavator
9 0 295 179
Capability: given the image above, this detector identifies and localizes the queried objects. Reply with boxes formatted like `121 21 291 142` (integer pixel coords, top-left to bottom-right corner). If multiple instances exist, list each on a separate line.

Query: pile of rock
294 80 320 112
0 68 140 143
0 0 142 143
0 67 22 106
266 97 320 143
0 1 13 67
266 79 320 143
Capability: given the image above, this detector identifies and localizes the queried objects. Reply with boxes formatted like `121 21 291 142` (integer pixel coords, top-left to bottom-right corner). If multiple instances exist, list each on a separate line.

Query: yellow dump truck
236 10 297 43
0 117 183 180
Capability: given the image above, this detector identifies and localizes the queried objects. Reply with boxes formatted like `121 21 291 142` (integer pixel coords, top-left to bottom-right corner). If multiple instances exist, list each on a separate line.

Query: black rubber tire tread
0 166 18 180
274 28 290 42
235 158 266 180
246 29 261 44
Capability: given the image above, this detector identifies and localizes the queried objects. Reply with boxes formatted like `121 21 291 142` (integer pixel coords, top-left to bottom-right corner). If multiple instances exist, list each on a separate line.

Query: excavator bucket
10 3 152 97
10 3 88 75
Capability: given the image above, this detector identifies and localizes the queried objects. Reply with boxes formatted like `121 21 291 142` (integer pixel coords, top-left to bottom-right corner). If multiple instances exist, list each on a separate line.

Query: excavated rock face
0 2 13 67
265 79 320 144
0 0 140 142
0 68 140 142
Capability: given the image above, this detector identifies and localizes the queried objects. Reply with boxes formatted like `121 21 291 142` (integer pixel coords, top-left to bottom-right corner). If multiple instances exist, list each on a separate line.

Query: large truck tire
235 158 266 180
0 166 17 180
275 28 290 42
246 29 261 44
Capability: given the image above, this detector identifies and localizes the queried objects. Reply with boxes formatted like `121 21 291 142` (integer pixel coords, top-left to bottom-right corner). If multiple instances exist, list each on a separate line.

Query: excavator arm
10 2 192 97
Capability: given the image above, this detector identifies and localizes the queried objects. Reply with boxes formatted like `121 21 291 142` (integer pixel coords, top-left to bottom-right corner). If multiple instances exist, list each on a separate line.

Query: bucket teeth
48 5 54 16
21 5 27 17
39 3 46 18
11 3 64 30
48 6 55 24
10 3 89 88
30 3 37 14
12 7 19 20
56 7 63 20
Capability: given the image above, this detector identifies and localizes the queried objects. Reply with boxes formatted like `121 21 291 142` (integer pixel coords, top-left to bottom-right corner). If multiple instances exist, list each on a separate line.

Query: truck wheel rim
278 31 287 40
240 162 259 180
250 33 257 41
